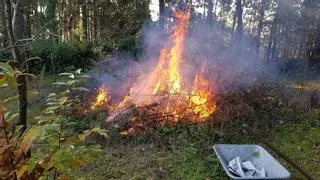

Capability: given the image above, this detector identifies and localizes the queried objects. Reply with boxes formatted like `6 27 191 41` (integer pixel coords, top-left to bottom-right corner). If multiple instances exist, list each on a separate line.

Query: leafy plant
0 68 104 179
19 69 103 178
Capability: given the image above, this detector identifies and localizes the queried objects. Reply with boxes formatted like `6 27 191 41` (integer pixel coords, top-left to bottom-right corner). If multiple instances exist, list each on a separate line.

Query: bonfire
92 8 217 135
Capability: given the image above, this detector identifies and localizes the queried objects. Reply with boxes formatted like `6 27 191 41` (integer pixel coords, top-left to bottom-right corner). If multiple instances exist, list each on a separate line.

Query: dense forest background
1 0 320 65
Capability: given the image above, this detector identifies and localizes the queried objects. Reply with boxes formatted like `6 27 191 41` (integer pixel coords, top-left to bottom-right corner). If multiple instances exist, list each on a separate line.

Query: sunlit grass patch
270 112 320 178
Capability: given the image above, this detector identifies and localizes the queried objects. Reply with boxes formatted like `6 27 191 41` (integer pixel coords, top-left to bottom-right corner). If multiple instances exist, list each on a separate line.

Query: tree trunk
316 22 320 49
16 75 27 132
213 0 218 19
46 0 58 39
13 1 25 40
271 31 277 61
206 0 213 25
159 0 165 28
231 12 236 39
93 9 98 40
4 0 20 61
255 0 267 59
235 0 243 44
266 0 279 62
203 2 206 19
82 0 88 40
3 0 28 132
24 0 33 39
0 1 5 48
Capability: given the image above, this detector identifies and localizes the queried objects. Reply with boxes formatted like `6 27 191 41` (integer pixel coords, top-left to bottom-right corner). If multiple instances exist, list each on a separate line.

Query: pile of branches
107 96 209 136
106 82 295 136
214 83 289 134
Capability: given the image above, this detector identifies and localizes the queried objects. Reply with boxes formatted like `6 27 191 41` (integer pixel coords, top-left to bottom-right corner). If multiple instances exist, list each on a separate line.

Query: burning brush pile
89 8 284 136
90 9 218 135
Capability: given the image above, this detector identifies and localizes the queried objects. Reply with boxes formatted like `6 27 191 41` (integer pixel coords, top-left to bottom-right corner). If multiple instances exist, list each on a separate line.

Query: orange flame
91 85 108 110
190 63 216 119
167 9 190 94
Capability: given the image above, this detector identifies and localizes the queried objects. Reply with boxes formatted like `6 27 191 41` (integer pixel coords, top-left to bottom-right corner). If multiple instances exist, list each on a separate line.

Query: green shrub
102 42 114 53
30 40 98 74
0 50 12 61
118 37 137 53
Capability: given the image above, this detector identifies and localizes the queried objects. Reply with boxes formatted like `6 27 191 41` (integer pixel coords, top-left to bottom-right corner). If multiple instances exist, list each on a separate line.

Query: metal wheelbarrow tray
213 144 291 179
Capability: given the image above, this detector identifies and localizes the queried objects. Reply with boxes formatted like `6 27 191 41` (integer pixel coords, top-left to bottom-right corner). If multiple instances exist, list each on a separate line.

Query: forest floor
1 73 320 179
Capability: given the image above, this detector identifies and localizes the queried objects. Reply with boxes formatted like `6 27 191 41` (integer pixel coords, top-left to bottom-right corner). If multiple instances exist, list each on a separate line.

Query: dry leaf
74 158 86 167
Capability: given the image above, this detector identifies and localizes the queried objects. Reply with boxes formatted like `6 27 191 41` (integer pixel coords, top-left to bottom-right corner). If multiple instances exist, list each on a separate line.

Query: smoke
93 8 279 103
183 21 276 94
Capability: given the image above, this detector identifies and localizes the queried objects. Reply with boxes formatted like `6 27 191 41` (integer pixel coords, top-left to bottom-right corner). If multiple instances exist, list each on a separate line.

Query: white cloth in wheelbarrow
228 156 266 178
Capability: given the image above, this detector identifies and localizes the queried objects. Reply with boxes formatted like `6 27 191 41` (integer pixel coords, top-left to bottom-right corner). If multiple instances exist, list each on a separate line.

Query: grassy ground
66 117 319 180
270 113 320 179
65 116 320 179
68 125 228 180
1 75 320 179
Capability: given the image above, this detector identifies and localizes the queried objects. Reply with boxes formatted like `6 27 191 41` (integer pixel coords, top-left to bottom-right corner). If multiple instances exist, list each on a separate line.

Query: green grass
66 111 320 180
67 130 227 180
269 112 320 179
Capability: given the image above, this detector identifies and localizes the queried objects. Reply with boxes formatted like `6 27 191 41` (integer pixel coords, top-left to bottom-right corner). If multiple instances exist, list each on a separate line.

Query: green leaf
78 134 86 141
59 97 68 106
73 87 90 92
3 95 19 103
46 102 58 106
43 106 60 114
46 97 57 102
60 89 70 95
0 73 7 86
53 82 69 86
75 69 82 74
48 93 57 98
79 74 90 78
59 73 75 79
25 56 42 62
91 127 108 138
0 83 8 88
67 80 76 86
36 116 54 125
20 127 41 154
59 73 74 76
41 123 60 134
14 125 26 133
69 74 75 79
4 112 18 122
0 62 16 86
252 151 260 158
